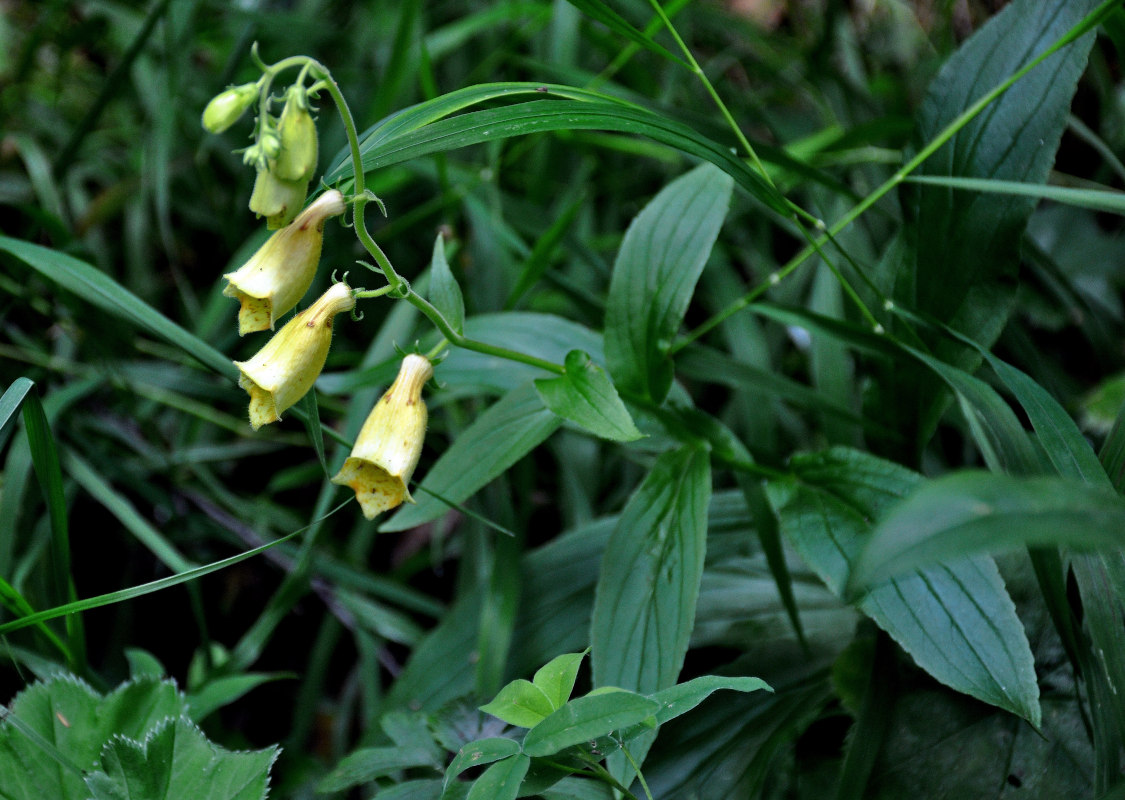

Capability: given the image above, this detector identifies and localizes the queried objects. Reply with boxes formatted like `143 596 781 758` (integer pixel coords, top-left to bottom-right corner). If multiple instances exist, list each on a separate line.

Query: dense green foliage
4 0 1125 797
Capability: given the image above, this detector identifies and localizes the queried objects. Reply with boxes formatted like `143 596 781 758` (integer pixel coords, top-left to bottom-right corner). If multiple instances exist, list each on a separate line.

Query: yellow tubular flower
332 354 433 520
234 282 355 430
223 190 346 336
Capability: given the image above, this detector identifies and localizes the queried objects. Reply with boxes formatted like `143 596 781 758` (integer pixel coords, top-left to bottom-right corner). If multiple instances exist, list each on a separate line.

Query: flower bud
202 83 258 134
249 168 307 229
273 85 318 182
332 355 433 519
234 282 356 430
224 190 347 335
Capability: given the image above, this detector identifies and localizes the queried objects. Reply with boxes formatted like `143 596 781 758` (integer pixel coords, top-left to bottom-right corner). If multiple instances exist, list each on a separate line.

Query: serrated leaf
444 737 522 791
84 717 277 800
767 448 1040 725
465 754 529 800
480 679 555 728
532 651 587 710
429 234 465 335
649 675 772 726
535 351 643 442
850 471 1125 589
0 676 189 800
605 164 733 402
381 383 562 532
522 692 660 758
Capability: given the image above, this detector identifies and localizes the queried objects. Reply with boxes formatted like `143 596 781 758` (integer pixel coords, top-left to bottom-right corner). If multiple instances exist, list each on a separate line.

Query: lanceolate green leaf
0 236 233 379
466 754 530 800
905 0 1100 335
767 448 1040 725
429 233 465 335
592 446 712 694
332 99 784 214
850 471 1125 588
381 383 562 531
563 0 688 66
534 350 643 442
905 175 1125 216
605 164 733 402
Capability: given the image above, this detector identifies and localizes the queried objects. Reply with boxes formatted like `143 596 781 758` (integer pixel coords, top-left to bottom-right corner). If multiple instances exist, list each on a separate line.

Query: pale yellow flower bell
249 167 307 229
223 190 346 336
332 354 433 519
234 282 355 430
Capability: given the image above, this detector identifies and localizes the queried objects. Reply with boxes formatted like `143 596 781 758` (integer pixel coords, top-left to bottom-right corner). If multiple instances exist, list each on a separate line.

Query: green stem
671 0 1116 355
646 0 774 188
403 292 565 374
620 744 655 800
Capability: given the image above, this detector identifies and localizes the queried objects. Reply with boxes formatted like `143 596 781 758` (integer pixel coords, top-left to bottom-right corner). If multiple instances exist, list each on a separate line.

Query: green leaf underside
381 383 562 531
84 717 277 800
535 351 643 441
605 163 733 402
851 471 1125 588
767 448 1040 726
522 692 661 757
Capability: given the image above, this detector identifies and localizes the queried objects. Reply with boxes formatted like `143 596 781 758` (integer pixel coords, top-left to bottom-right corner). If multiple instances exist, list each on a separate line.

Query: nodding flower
223 190 346 336
332 354 433 519
234 282 355 430
273 85 318 183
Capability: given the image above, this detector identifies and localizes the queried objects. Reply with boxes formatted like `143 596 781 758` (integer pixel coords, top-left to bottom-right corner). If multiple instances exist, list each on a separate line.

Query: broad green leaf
522 692 660 757
592 446 711 694
382 383 562 531
479 679 555 728
466 754 530 800
444 738 522 790
532 651 587 710
429 234 465 335
591 446 711 778
767 448 1040 725
84 717 277 800
317 745 441 793
649 675 772 726
534 350 643 442
605 164 733 402
895 0 1101 440
563 0 687 66
0 676 188 800
850 471 1125 589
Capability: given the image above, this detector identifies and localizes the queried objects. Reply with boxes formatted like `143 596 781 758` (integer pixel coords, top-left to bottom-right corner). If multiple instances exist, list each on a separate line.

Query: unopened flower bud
249 168 307 229
224 190 347 335
332 355 433 519
234 282 355 430
273 85 318 183
202 83 258 134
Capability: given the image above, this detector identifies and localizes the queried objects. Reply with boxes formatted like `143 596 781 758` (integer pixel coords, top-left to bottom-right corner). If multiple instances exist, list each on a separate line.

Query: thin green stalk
620 744 654 800
645 0 774 189
672 0 1117 354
